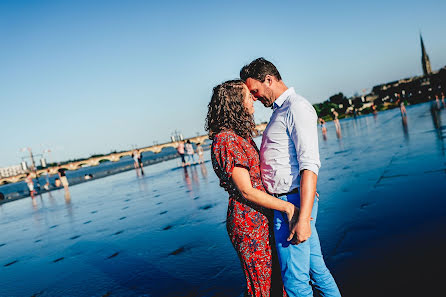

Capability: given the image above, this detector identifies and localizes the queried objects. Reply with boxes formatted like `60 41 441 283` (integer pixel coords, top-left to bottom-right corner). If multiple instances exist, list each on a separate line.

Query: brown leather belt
272 187 299 198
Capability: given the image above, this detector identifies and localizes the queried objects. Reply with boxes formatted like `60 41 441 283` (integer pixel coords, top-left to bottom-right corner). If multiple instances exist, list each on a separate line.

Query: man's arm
287 169 317 243
286 99 321 244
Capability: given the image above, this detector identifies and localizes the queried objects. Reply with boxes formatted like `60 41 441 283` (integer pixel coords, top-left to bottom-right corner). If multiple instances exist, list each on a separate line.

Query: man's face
245 77 275 108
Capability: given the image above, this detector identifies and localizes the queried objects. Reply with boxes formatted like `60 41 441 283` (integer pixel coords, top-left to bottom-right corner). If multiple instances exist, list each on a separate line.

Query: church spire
420 33 432 76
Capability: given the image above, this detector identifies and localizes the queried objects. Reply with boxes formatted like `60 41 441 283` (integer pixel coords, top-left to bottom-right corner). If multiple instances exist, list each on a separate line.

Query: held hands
288 218 312 245
285 202 313 245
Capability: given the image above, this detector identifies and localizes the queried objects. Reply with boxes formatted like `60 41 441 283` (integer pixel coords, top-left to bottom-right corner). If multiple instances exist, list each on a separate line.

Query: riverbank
0 150 202 204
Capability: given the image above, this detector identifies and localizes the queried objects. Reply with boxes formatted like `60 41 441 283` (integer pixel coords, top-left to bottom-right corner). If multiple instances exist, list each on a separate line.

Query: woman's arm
232 166 298 223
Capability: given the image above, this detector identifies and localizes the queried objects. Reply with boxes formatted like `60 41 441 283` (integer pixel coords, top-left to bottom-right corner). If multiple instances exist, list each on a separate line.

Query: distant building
420 34 432 76
0 165 25 178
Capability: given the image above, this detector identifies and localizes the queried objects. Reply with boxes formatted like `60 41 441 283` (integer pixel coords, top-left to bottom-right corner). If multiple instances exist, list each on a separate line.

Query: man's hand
288 218 312 245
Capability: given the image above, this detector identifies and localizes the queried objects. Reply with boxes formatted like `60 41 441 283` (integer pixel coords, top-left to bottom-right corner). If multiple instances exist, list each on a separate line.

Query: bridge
0 124 267 185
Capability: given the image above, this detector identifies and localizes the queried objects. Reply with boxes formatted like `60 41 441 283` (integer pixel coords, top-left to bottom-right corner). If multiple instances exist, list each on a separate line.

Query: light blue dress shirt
259 87 321 194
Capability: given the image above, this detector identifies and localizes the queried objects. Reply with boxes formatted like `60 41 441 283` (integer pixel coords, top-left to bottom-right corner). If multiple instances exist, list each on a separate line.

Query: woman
205 80 297 297
196 143 204 164
185 140 196 164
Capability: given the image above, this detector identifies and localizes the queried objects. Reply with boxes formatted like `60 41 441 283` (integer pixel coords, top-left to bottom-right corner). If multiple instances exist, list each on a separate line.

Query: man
240 58 341 297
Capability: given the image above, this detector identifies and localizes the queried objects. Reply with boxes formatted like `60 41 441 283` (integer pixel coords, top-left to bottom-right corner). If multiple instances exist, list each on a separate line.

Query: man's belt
272 187 299 198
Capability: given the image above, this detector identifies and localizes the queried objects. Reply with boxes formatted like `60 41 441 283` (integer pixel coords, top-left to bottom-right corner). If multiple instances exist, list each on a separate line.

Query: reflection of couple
206 58 341 296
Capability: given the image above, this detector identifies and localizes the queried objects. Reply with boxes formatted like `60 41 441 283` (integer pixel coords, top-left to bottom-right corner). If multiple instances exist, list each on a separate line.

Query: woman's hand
285 203 300 231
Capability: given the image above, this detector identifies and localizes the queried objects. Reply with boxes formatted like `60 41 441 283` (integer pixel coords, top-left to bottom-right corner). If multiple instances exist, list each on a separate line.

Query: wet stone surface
1 102 446 296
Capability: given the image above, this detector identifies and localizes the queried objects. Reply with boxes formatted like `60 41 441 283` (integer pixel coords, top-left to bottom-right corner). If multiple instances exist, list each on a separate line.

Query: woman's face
243 84 256 115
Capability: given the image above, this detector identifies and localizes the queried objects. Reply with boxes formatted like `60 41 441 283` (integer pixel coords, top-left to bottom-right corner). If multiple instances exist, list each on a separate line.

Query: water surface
0 102 445 296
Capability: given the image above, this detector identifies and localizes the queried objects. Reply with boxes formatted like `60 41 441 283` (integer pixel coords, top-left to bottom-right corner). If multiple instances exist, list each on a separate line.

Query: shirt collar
273 87 295 110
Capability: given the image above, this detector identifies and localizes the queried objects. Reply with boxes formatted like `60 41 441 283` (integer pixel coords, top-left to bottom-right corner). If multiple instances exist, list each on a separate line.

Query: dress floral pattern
211 131 286 297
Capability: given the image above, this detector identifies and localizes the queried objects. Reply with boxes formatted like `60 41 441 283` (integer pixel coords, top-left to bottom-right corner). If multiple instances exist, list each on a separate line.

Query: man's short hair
240 57 282 82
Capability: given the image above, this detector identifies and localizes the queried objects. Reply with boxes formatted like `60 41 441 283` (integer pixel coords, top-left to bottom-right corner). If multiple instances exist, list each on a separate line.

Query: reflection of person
206 80 294 297
241 58 341 297
0 192 4 201
196 143 204 164
185 140 195 165
435 95 441 110
58 167 69 190
25 172 36 198
177 141 186 167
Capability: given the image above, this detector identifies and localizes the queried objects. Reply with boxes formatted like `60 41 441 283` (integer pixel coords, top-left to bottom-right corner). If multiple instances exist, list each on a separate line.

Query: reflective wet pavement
0 102 445 296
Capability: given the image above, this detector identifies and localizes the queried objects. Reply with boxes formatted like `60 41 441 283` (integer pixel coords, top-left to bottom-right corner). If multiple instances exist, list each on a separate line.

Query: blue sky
1 0 445 167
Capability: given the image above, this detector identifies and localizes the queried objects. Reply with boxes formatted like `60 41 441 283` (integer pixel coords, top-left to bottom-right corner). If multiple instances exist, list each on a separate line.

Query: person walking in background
207 80 295 297
58 166 69 191
177 140 186 167
137 150 144 175
43 168 51 190
397 94 407 117
132 149 139 169
196 143 204 164
25 172 36 198
26 172 37 197
318 118 327 141
241 58 341 297
185 140 195 165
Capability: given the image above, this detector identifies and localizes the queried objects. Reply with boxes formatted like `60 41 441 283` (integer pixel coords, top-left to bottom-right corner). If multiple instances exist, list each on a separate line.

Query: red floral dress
211 131 286 297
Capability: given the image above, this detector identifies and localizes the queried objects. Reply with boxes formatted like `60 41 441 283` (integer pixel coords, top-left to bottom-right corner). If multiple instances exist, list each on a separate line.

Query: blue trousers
274 193 341 297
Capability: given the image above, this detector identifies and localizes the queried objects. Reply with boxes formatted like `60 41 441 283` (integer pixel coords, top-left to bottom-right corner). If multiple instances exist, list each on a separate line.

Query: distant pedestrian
132 149 144 175
185 140 195 165
132 149 139 169
138 150 145 175
58 167 69 190
177 141 186 167
332 110 340 127
25 172 36 198
319 118 327 141
43 169 51 190
332 110 342 138
397 95 407 117
372 103 378 115
196 143 204 164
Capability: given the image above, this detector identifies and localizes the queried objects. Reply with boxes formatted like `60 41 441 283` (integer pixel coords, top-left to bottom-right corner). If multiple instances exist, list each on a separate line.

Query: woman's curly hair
205 80 256 140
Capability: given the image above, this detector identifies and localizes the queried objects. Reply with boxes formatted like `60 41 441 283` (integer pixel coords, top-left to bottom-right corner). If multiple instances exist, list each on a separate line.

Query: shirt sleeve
286 100 321 176
212 134 249 180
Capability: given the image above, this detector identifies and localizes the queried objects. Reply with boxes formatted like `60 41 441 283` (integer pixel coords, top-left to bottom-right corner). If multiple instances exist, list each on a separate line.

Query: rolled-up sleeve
286 100 321 176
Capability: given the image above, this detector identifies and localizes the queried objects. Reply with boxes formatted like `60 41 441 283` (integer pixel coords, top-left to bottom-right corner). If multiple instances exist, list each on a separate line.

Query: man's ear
264 75 274 87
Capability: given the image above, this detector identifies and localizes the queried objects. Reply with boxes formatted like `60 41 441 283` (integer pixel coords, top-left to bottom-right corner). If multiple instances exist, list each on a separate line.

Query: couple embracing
205 58 341 297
